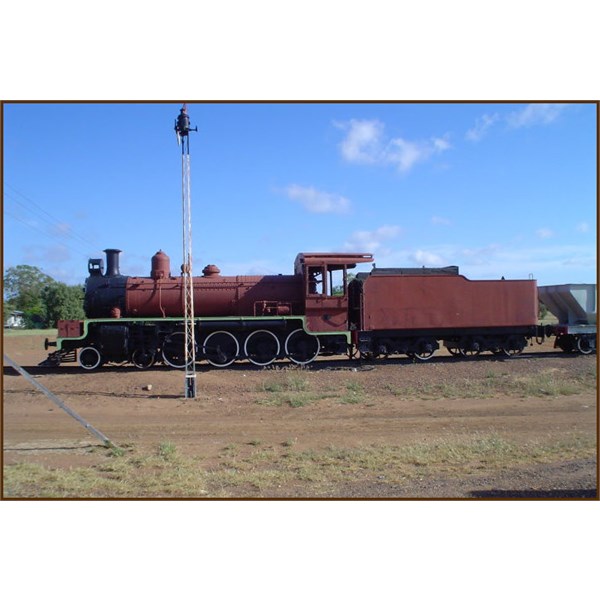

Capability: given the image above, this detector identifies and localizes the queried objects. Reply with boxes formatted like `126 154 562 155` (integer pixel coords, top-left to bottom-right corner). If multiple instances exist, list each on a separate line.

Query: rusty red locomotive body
47 248 542 370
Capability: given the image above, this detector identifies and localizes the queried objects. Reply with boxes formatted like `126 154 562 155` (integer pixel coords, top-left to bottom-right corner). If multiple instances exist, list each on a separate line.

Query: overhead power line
4 184 102 259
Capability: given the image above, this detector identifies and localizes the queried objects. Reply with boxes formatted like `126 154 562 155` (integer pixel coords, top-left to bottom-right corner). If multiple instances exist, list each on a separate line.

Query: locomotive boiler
84 249 305 319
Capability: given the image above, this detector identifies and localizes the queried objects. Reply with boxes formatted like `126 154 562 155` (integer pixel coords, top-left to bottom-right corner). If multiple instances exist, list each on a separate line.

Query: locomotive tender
44 246 565 370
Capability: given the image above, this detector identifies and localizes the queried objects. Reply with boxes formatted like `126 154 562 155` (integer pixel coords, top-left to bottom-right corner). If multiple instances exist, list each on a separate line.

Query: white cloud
536 228 554 239
337 119 384 164
431 215 452 226
342 225 402 254
409 249 444 266
285 184 351 214
506 103 568 128
432 137 451 151
336 119 451 174
51 222 73 236
466 104 569 142
465 113 500 142
23 243 71 264
576 222 590 233
379 242 595 284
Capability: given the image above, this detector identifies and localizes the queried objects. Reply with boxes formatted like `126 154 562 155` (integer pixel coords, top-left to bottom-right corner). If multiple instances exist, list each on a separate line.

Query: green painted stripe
56 316 350 349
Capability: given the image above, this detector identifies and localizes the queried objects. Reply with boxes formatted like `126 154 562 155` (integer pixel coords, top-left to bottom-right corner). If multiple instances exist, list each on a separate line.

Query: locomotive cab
294 253 373 333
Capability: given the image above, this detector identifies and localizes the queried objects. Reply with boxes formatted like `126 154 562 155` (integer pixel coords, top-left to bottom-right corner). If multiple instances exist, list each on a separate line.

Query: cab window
307 266 325 295
307 265 347 297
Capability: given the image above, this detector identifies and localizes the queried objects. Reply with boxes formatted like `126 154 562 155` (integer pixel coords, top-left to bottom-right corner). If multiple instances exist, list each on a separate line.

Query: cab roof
294 252 373 274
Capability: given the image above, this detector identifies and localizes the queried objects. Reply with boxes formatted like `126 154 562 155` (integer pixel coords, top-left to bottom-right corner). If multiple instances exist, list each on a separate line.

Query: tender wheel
203 331 239 367
500 336 526 357
79 346 102 370
131 349 156 369
162 332 192 369
413 349 435 361
244 330 280 366
447 346 461 357
502 347 523 357
285 329 320 365
412 338 437 361
577 336 594 355
459 342 482 357
459 347 480 357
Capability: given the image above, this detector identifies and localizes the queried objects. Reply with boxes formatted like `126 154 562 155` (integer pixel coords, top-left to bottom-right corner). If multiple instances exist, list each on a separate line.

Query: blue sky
3 102 597 287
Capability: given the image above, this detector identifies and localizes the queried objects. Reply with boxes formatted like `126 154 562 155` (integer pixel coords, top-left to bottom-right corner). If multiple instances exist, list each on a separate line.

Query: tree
4 265 54 326
41 282 85 327
3 265 85 328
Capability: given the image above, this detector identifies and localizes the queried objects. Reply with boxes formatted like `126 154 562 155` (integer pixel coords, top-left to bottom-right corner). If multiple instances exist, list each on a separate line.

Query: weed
256 395 283 406
158 441 177 460
261 381 283 393
286 374 309 392
339 381 365 404
107 444 125 458
257 373 328 408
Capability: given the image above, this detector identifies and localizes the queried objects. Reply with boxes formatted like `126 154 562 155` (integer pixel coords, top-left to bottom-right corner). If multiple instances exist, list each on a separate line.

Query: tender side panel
361 275 538 331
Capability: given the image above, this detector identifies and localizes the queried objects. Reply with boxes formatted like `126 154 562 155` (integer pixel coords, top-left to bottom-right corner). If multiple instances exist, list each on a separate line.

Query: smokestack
104 249 122 277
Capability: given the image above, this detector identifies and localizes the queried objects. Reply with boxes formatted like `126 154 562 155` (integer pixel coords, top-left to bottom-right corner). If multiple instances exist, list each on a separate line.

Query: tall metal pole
175 104 198 399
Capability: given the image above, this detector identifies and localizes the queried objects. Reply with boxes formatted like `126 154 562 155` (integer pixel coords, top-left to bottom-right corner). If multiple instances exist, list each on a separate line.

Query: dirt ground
2 332 597 498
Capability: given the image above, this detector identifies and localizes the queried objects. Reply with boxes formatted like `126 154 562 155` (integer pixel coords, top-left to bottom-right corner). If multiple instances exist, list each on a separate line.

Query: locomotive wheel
348 346 360 359
285 329 320 365
447 346 461 357
244 330 280 366
203 331 239 367
79 346 102 370
131 348 156 369
162 332 193 369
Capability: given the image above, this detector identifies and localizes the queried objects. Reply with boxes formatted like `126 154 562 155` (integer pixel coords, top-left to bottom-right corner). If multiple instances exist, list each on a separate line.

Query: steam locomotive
43 247 594 370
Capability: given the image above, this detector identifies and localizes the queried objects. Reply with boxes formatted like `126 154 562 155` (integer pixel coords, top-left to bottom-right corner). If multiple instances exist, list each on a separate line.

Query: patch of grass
286 374 310 392
3 328 58 337
3 445 209 498
4 432 595 498
339 381 365 404
259 373 309 394
257 373 333 408
260 381 284 393
203 432 597 496
158 441 177 460
394 366 596 400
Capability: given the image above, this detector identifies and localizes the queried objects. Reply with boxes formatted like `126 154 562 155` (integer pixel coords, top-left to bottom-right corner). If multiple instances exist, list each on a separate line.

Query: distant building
5 311 25 328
